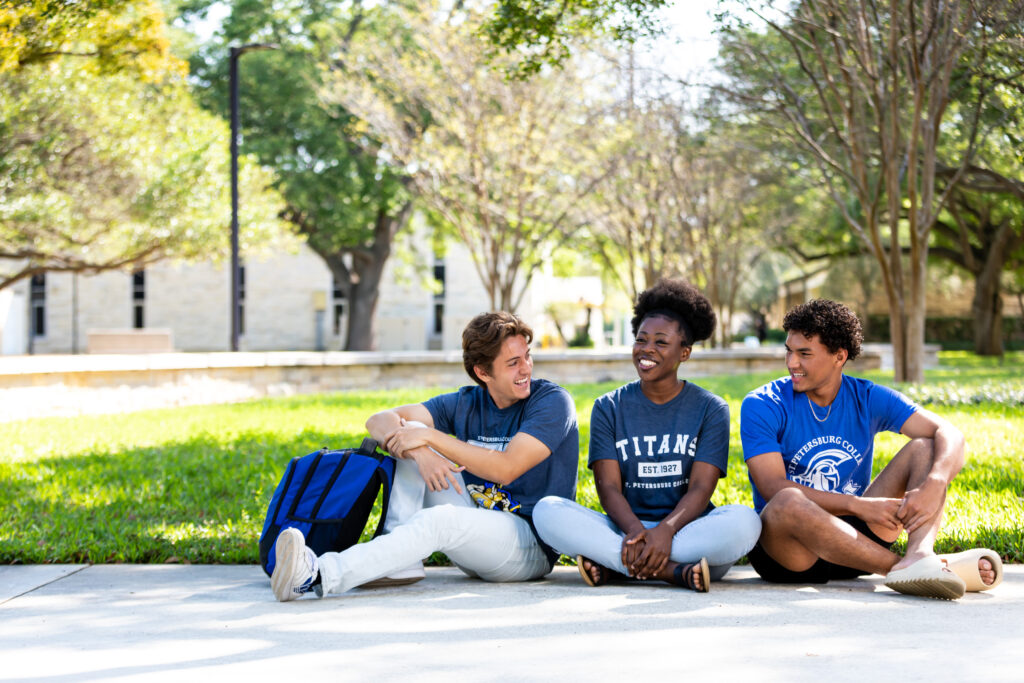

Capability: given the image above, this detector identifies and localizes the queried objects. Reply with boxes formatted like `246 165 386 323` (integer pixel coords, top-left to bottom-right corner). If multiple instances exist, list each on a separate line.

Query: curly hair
630 279 716 345
462 311 534 386
783 299 863 361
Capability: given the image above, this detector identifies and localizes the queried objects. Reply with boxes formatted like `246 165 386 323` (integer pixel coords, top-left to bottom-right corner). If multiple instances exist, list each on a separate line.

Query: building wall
8 235 604 355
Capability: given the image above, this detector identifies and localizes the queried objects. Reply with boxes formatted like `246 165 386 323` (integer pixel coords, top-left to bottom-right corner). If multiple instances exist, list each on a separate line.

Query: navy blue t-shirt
424 379 579 562
589 380 730 521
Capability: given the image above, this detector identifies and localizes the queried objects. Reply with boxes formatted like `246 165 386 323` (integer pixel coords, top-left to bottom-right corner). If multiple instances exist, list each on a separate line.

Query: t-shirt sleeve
693 396 730 476
740 390 784 462
587 395 617 466
869 383 918 434
519 384 576 455
423 391 459 434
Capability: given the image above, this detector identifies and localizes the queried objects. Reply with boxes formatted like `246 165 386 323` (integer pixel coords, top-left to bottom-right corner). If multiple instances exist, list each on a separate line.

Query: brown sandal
672 557 710 593
577 555 612 587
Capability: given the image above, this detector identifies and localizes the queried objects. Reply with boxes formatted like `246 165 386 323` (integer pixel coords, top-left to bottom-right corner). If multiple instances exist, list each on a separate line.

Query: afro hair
783 299 863 361
631 279 716 345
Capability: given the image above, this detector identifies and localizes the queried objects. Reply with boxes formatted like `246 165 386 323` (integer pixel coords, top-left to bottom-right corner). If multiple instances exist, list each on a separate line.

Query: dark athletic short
748 515 895 584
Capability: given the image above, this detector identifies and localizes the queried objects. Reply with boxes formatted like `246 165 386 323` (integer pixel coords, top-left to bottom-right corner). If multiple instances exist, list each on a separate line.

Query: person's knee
708 505 762 558
761 487 814 529
904 437 935 461
531 496 572 545
532 496 570 524
408 503 467 539
889 436 936 472
732 505 763 548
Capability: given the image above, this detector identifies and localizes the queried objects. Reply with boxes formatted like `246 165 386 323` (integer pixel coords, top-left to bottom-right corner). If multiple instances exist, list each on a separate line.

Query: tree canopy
483 0 669 75
184 0 414 350
325 1 609 312
0 59 289 291
0 0 184 78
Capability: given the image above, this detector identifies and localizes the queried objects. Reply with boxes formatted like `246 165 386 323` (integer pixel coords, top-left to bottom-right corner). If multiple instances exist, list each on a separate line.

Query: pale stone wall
5 233 605 355
0 346 901 422
148 260 230 351
0 283 28 355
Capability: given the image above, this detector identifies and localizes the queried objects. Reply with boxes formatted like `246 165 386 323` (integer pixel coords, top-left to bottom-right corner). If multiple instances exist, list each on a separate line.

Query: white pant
318 456 551 595
532 496 762 581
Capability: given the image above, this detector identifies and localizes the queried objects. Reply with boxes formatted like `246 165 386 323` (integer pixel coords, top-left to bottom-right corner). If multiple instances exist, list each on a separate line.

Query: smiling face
632 314 691 384
475 334 533 409
785 330 846 399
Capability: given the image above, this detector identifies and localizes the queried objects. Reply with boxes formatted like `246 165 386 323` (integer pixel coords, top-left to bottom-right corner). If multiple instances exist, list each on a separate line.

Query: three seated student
740 298 1001 599
533 280 761 591
271 297 1001 603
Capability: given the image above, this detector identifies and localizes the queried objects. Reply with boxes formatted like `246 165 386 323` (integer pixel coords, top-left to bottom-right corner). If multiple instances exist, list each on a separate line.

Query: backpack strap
370 450 394 539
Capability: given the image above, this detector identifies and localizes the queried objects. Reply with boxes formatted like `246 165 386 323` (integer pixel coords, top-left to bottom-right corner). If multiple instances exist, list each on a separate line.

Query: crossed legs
758 438 995 584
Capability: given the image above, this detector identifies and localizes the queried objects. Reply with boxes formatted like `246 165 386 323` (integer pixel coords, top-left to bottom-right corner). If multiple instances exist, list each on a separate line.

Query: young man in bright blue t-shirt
270 311 579 601
740 299 1000 600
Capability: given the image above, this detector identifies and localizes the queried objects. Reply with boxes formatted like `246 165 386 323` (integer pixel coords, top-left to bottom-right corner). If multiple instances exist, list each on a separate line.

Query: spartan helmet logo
792 448 856 492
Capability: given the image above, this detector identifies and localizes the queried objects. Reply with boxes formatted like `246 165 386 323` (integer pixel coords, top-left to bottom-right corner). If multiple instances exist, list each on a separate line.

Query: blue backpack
259 438 396 576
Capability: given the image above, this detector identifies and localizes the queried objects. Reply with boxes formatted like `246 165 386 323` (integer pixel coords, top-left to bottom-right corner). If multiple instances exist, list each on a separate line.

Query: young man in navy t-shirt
271 311 579 601
740 299 1000 599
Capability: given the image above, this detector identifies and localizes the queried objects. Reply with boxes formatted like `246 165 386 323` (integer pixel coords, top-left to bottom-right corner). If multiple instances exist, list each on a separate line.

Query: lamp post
229 43 276 351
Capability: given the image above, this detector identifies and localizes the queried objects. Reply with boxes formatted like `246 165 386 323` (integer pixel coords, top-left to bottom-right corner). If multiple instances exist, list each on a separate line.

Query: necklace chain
807 397 833 423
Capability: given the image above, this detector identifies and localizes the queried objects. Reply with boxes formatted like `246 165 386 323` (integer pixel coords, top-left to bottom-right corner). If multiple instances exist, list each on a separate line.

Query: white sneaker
271 528 319 602
360 562 426 588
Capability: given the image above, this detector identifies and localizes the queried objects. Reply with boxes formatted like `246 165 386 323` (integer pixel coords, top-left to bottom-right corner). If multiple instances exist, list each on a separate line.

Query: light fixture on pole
229 43 276 351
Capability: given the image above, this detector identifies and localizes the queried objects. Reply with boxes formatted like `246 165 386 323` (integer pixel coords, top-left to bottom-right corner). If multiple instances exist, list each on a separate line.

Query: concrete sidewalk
1 564 1020 682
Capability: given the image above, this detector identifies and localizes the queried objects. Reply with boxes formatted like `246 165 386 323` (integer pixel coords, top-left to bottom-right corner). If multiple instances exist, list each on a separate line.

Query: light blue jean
532 495 761 581
318 455 550 595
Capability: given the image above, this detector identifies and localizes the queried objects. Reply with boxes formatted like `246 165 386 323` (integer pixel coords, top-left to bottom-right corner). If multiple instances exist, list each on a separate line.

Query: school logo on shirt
790 446 861 495
614 433 697 461
468 436 509 451
637 460 682 477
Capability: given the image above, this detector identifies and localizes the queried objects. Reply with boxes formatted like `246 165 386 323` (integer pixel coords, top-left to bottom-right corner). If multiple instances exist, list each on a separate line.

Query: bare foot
893 553 997 587
577 556 616 587
978 557 996 586
580 557 603 584
658 561 705 591
890 551 930 573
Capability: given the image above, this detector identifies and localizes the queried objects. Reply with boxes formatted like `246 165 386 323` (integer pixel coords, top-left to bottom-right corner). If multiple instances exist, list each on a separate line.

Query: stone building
0 240 604 355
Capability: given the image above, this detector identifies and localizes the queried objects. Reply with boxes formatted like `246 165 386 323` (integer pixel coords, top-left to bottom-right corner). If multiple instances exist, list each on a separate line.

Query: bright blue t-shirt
589 380 730 521
740 375 917 512
424 379 579 554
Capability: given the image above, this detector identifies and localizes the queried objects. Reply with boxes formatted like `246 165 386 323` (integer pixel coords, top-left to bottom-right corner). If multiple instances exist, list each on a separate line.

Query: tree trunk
905 255 928 384
345 271 379 351
345 202 414 350
972 267 1004 356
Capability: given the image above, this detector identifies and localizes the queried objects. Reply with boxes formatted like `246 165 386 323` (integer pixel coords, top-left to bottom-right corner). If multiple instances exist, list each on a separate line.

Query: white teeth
639 359 655 369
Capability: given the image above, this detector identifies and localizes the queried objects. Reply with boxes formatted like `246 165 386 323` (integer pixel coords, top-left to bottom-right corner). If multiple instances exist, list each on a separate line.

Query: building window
132 269 145 329
332 277 347 337
30 274 45 337
238 265 246 336
432 260 445 336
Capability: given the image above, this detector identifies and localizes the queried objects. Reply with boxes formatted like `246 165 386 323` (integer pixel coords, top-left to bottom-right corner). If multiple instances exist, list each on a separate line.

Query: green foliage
1 354 1020 565
183 0 414 348
0 58 291 289
482 0 669 77
186 1 409 256
0 0 183 78
326 2 608 312
864 316 1024 347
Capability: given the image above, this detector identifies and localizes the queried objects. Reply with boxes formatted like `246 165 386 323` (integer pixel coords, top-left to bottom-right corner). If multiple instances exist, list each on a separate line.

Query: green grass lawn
1 352 1021 565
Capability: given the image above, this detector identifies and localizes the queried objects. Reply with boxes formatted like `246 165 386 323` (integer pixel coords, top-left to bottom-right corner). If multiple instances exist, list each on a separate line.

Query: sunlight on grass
1 353 1020 564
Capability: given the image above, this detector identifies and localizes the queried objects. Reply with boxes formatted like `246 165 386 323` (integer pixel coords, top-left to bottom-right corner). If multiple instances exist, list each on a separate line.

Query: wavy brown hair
462 311 534 386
